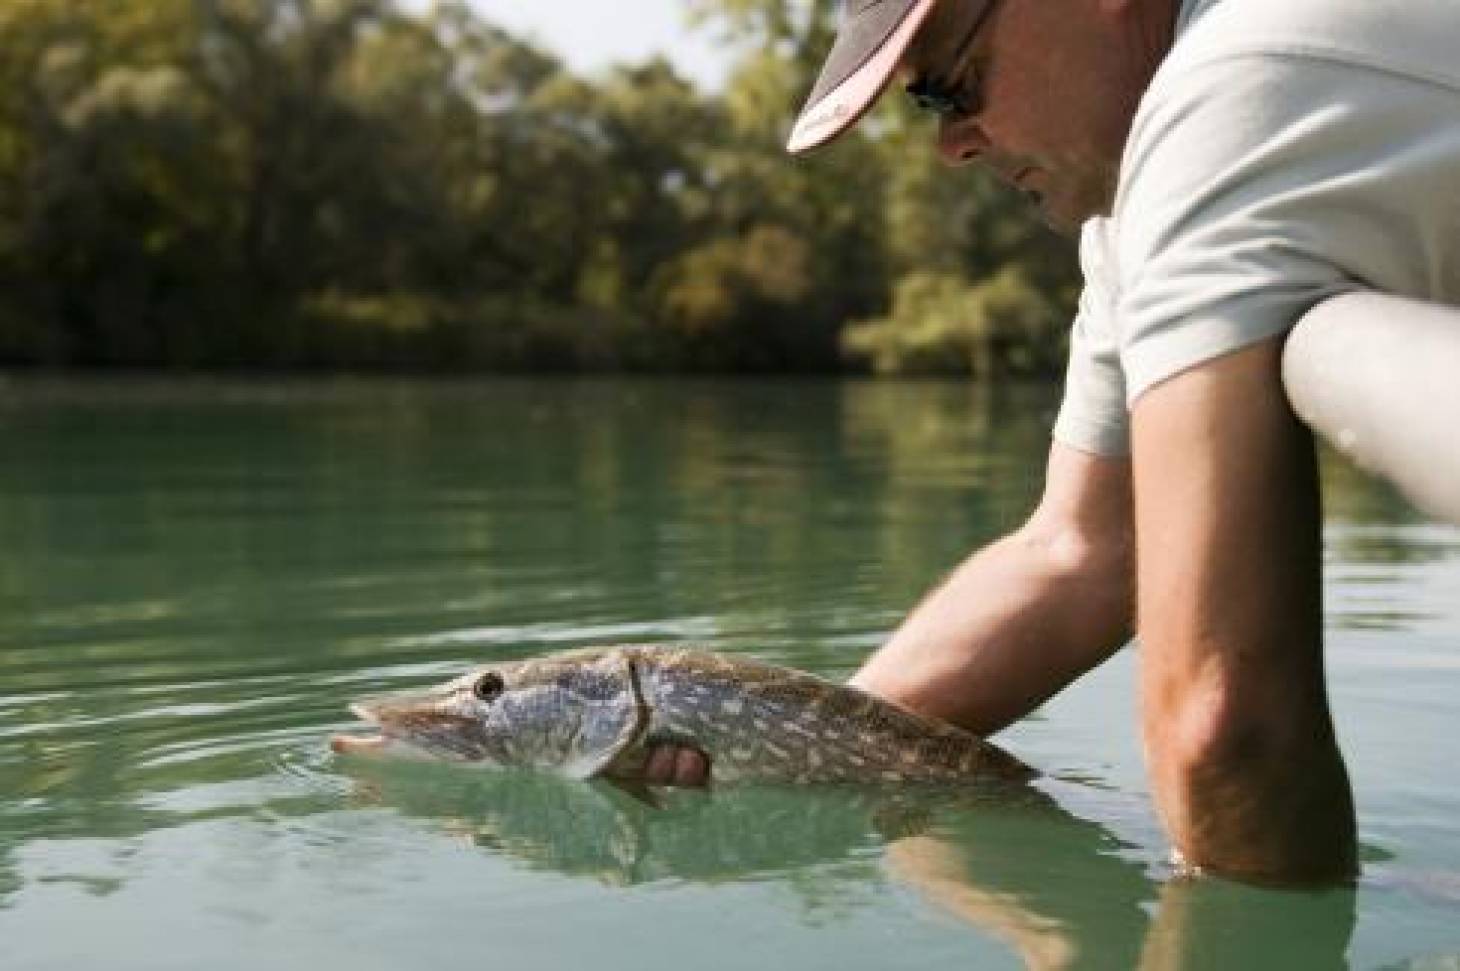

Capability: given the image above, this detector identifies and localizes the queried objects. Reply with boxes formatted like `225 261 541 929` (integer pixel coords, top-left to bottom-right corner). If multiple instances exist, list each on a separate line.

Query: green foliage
0 0 1078 375
842 266 1069 377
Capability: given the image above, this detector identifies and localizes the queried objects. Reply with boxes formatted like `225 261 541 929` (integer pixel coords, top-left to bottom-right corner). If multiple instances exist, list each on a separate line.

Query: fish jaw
331 694 488 762
331 702 410 757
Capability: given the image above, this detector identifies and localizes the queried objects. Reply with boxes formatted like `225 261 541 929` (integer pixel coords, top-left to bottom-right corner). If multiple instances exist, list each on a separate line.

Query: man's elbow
1142 669 1356 881
1014 506 1134 614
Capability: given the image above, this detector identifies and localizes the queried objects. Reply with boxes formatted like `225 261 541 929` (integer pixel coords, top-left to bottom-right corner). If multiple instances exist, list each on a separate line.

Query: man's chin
1028 187 1103 239
1031 196 1082 238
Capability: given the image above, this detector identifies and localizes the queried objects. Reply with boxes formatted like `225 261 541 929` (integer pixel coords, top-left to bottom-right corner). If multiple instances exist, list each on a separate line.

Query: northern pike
331 645 1033 784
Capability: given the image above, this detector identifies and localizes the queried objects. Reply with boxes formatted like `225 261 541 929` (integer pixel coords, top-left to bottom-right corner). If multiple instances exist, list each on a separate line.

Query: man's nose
937 117 989 166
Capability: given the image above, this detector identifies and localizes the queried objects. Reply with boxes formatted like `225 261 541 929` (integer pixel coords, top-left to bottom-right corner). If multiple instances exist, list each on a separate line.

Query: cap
786 0 940 155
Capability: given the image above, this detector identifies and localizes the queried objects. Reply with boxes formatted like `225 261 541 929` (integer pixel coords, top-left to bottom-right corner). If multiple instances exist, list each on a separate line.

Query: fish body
332 645 1033 785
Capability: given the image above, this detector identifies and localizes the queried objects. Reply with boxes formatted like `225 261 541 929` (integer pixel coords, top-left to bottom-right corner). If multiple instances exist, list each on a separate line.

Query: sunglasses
905 0 998 118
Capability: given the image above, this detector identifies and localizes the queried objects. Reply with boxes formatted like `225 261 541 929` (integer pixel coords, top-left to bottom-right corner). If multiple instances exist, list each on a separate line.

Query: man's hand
641 745 710 786
635 445 1136 790
851 442 1134 737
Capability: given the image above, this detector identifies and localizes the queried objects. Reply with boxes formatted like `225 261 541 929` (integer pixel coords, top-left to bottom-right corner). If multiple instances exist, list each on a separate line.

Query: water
0 377 1456 970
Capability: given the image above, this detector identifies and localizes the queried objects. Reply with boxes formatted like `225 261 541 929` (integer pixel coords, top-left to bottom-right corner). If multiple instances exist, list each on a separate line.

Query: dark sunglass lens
906 80 958 116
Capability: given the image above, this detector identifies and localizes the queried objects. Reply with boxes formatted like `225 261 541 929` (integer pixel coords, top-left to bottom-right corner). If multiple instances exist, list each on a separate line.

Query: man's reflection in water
886 784 1150 970
1139 877 1357 971
887 783 1357 970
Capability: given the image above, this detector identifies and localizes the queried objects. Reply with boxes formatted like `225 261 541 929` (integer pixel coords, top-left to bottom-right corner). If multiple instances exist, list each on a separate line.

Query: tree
0 0 1080 375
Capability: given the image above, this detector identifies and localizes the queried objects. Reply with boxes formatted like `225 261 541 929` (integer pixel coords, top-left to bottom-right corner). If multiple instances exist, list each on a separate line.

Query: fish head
332 649 647 777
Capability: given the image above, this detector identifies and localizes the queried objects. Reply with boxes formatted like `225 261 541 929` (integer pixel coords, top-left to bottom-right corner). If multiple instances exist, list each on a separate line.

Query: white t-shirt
1053 0 1460 456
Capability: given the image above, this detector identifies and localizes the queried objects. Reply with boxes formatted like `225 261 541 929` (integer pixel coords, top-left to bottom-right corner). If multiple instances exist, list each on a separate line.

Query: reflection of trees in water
0 379 1064 917
837 381 1056 623
1320 445 1427 529
1324 520 1457 569
4 381 1431 652
0 379 1069 689
1318 445 1460 631
1321 445 1460 565
0 381 1383 963
0 718 341 847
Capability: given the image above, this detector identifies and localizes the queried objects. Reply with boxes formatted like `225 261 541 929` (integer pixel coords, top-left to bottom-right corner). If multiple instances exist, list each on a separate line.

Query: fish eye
473 672 505 702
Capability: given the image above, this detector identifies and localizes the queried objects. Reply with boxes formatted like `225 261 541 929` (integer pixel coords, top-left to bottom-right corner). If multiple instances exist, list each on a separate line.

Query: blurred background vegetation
0 0 1079 375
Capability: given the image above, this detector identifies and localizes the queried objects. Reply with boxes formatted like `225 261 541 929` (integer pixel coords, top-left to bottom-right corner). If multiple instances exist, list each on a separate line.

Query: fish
331 645 1034 785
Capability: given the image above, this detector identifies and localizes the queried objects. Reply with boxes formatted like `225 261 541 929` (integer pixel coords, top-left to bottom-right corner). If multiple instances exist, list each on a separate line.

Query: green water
1 377 1456 970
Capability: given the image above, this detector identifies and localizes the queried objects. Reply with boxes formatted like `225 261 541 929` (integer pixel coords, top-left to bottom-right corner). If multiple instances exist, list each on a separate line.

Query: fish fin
563 654 650 781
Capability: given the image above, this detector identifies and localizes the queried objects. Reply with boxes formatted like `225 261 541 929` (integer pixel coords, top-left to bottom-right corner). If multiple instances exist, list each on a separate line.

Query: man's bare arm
851 442 1135 736
643 442 1136 784
1132 337 1356 882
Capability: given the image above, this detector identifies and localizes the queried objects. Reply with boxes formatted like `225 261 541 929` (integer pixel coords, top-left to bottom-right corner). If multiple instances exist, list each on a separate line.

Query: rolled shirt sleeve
1053 220 1131 456
1053 0 1460 446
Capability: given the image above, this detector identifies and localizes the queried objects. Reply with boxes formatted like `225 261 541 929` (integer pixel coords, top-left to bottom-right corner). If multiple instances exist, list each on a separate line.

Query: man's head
789 0 1178 235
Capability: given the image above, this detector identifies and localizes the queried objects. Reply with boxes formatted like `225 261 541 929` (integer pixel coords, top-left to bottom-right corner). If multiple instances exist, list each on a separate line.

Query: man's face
902 0 1174 235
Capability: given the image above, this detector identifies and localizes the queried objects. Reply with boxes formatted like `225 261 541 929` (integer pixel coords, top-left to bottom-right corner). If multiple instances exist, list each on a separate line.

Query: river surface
0 377 1456 970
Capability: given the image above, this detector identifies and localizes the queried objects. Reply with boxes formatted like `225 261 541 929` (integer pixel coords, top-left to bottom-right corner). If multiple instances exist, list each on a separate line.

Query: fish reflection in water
337 758 1023 888
337 760 1359 970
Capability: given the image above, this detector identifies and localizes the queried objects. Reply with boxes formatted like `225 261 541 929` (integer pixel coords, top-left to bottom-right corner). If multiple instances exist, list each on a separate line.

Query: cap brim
786 0 939 155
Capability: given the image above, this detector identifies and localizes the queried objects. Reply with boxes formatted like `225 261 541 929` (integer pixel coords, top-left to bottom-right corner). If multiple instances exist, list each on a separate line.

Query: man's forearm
1133 340 1357 883
643 444 1133 786
852 463 1135 736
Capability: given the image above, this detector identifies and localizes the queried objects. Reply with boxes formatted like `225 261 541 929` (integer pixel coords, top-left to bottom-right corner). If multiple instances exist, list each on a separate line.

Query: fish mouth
330 693 481 761
330 702 394 756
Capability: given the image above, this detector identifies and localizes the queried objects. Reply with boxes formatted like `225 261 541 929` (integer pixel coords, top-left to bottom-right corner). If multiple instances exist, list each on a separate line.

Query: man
648 0 1460 884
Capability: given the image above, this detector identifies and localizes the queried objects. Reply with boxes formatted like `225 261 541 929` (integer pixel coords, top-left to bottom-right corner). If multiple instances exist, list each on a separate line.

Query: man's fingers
672 748 709 786
644 746 678 782
642 745 709 786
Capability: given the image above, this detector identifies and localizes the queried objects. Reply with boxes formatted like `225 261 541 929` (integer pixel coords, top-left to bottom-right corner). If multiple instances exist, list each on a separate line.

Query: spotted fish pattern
621 647 1032 783
335 645 1034 785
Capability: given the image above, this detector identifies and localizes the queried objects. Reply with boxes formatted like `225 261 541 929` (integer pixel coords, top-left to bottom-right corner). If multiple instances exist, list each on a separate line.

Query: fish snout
331 689 478 759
